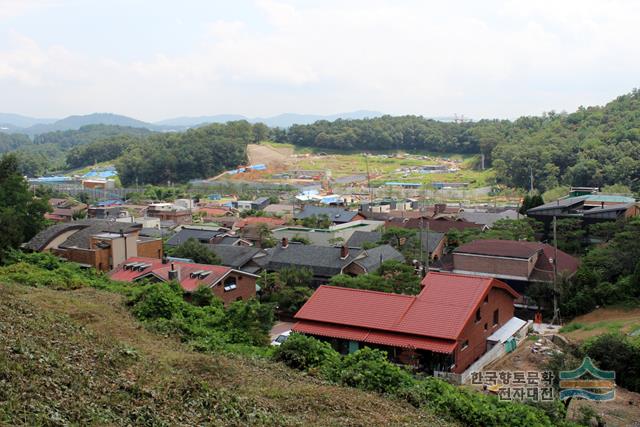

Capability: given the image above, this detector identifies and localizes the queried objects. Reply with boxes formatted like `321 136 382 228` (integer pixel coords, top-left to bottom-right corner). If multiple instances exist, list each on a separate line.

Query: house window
223 277 237 292
493 309 499 326
461 340 469 351
475 308 481 323
484 295 489 304
484 323 488 331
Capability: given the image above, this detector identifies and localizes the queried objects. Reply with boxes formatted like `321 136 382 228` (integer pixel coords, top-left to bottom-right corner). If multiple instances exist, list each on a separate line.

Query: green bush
273 333 339 371
331 347 413 394
400 378 560 427
131 282 183 320
582 333 640 392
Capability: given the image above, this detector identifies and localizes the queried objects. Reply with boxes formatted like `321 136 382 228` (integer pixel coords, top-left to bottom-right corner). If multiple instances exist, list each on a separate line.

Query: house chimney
601 201 605 209
340 244 349 259
168 263 180 281
281 237 289 248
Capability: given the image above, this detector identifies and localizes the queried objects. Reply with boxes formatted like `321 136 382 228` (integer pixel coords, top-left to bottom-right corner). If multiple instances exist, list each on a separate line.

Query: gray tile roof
205 244 263 269
265 243 361 277
419 231 446 253
165 229 222 246
24 219 142 251
294 206 359 223
346 231 382 248
350 245 405 272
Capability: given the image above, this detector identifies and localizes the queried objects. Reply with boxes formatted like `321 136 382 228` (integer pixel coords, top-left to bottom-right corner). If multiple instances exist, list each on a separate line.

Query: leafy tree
0 154 50 261
167 238 221 265
330 260 421 295
519 193 544 215
191 285 214 307
273 333 340 371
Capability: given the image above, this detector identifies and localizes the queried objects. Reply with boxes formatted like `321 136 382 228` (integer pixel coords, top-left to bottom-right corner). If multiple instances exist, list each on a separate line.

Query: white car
270 330 291 346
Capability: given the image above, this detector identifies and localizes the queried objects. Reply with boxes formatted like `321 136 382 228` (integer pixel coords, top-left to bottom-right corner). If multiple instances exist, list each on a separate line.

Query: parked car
270 330 291 346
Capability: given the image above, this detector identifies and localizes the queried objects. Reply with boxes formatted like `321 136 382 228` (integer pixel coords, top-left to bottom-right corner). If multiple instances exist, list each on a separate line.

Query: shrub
191 285 214 307
331 347 413 394
582 333 640 392
273 333 339 371
131 282 183 320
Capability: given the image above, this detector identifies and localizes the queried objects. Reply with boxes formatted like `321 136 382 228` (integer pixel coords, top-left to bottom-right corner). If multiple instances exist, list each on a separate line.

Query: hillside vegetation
277 90 640 192
0 282 446 426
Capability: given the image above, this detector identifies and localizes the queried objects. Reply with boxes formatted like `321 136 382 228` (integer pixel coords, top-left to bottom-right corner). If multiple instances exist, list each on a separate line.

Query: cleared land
559 307 640 341
0 283 451 426
485 315 640 427
232 142 497 196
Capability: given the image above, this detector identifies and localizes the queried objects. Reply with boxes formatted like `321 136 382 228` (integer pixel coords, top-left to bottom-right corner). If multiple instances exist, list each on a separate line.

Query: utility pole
550 216 561 326
530 166 534 193
364 153 372 202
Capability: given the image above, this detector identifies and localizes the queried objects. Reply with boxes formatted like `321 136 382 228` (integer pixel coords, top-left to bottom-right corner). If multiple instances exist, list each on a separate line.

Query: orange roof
293 272 519 343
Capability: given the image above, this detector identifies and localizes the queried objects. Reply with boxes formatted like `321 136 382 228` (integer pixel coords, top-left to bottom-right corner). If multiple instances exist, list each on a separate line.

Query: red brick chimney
340 244 349 259
282 237 289 248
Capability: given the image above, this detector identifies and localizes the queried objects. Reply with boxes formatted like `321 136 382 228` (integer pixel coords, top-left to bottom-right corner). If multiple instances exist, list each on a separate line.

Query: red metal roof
294 272 520 344
293 320 456 353
109 257 234 292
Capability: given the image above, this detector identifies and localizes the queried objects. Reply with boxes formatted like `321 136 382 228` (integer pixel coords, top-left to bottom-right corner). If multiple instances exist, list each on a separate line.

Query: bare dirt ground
486 334 640 426
562 307 640 341
247 143 293 168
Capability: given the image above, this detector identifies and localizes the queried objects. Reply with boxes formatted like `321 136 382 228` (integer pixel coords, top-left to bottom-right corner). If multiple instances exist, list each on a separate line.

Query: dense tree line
66 135 144 168
0 132 31 153
276 89 640 192
33 124 152 150
116 121 255 185
279 115 482 153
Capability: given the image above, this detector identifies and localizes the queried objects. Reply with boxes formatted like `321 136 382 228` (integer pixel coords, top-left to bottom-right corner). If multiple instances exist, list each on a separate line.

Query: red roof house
110 257 258 304
293 272 520 374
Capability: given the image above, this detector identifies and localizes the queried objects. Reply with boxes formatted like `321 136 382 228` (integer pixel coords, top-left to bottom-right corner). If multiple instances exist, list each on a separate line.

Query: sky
1 0 640 122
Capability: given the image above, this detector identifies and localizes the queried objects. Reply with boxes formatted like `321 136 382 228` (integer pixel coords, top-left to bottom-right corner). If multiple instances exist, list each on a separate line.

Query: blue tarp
83 169 118 179
32 176 73 183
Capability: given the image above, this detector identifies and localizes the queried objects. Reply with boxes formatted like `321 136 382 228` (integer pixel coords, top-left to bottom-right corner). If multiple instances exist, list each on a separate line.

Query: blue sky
1 0 639 121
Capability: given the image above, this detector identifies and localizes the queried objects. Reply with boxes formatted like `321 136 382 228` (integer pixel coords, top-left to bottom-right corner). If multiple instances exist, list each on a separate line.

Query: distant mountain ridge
0 110 388 135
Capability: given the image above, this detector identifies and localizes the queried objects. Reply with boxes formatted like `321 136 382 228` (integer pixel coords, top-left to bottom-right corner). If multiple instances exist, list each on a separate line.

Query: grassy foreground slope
0 283 450 426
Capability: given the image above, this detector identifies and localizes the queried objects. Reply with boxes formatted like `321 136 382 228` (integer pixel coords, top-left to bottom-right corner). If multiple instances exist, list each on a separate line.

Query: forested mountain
0 113 56 129
0 133 32 153
25 113 156 134
277 90 640 192
116 121 258 185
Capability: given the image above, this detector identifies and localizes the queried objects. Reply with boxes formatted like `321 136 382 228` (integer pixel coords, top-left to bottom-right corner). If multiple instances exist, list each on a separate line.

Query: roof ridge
317 285 416 299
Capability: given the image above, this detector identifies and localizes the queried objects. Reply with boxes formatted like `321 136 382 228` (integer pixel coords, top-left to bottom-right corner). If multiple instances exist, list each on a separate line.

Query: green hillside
0 282 448 426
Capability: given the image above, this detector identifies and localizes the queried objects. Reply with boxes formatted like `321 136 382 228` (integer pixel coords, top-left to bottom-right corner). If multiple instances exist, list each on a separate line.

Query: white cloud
1 0 640 120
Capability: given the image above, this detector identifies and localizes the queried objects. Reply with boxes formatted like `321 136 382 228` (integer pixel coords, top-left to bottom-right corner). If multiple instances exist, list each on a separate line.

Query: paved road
270 321 294 340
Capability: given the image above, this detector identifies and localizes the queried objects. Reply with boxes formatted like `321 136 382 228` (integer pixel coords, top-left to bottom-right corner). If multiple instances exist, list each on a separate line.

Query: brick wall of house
137 239 163 259
453 253 532 279
452 287 515 373
60 247 111 271
210 272 256 305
